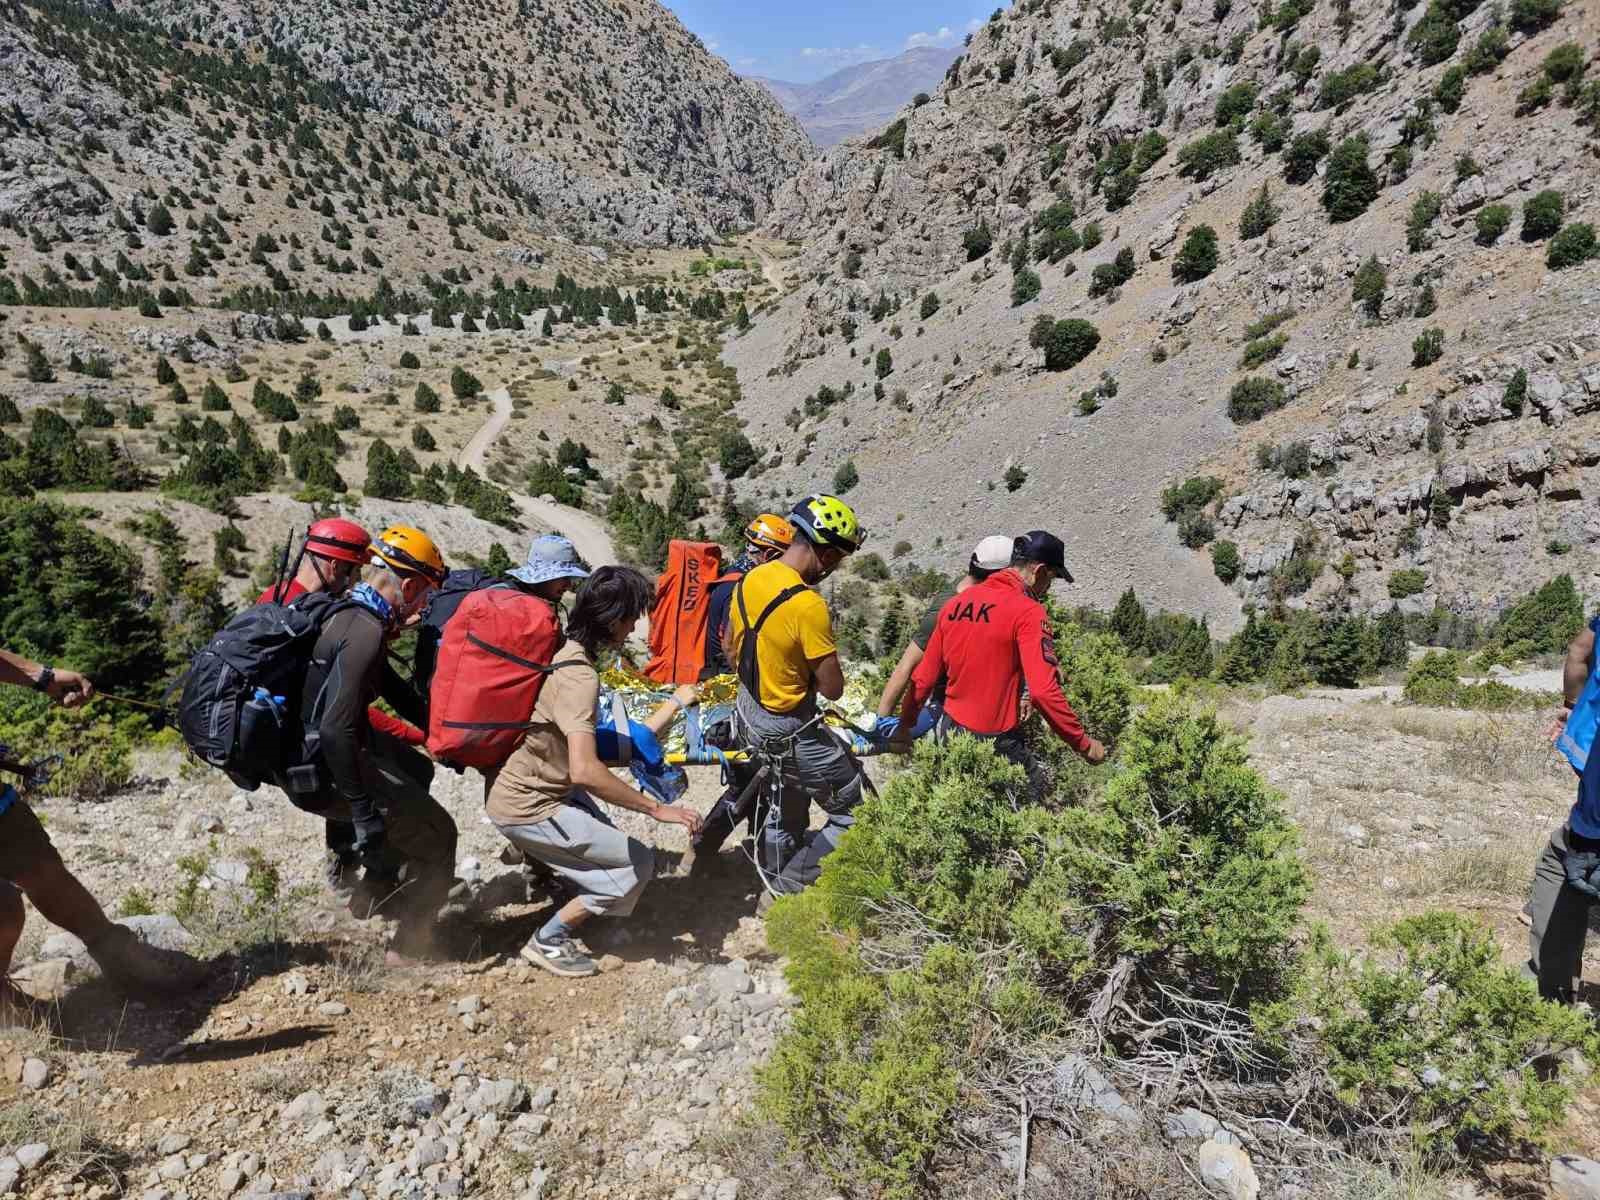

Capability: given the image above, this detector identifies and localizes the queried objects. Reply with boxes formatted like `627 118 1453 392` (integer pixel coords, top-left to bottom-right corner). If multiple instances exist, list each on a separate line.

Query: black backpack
178 592 351 791
413 568 511 721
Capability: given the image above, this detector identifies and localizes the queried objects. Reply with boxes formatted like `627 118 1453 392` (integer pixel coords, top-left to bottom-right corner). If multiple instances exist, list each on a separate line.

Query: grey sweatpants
735 686 865 895
495 792 656 918
1525 822 1597 1003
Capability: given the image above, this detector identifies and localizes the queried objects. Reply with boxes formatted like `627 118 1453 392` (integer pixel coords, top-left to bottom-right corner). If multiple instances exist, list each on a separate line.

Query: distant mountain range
751 46 961 147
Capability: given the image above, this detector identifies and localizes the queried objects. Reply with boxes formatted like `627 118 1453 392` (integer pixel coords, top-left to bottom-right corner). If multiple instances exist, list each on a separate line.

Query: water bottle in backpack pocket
178 593 350 791
236 688 287 782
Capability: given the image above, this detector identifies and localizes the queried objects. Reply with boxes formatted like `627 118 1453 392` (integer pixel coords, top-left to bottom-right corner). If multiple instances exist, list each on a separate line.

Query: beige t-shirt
485 639 598 826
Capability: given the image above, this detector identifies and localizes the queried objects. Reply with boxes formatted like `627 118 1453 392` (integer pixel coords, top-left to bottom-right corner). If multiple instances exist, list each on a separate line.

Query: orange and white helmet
744 513 795 554
371 525 447 583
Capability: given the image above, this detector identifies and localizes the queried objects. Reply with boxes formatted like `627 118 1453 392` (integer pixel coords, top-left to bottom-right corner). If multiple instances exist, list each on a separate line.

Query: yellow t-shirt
727 561 836 713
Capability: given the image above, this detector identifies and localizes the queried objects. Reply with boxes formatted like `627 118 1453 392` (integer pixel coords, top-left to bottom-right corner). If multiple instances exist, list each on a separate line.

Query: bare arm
567 730 703 834
811 653 846 702
642 684 700 738
0 649 94 708
1564 628 1596 708
877 642 924 718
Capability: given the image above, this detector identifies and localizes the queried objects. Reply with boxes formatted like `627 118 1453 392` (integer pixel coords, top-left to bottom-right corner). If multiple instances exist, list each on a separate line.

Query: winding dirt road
460 387 620 568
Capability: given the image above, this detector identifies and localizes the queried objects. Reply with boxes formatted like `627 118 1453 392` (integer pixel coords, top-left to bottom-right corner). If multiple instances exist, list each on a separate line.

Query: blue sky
664 0 994 83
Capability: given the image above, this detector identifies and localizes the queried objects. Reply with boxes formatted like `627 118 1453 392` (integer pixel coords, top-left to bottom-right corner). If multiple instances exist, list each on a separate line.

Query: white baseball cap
971 535 1014 572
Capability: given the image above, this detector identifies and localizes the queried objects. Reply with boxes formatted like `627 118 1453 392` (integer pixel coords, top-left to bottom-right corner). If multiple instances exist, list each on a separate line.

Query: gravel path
461 387 621 570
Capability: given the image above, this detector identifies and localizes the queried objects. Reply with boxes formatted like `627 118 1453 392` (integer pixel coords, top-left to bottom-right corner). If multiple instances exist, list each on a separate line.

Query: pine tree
1239 183 1280 240
1110 588 1148 651
485 543 514 574
155 356 177 385
878 595 908 658
1376 605 1409 669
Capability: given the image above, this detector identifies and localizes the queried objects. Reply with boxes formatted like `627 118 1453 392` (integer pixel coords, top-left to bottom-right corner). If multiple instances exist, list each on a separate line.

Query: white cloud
707 40 720 50
904 26 956 49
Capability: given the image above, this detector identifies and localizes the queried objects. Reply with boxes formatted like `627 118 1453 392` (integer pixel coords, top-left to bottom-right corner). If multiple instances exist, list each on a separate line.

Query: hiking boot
325 851 360 898
520 934 597 978
85 925 208 995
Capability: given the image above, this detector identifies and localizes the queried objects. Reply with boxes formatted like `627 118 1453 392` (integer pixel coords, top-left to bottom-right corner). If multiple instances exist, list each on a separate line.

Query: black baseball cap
1012 531 1073 583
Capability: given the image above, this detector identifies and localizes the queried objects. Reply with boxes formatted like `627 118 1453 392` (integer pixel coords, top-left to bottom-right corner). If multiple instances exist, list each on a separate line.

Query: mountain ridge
749 45 961 147
730 0 1600 631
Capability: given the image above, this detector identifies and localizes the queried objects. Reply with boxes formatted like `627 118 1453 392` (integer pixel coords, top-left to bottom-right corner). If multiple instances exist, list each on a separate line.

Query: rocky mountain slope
730 0 1600 628
751 46 963 147
0 0 808 259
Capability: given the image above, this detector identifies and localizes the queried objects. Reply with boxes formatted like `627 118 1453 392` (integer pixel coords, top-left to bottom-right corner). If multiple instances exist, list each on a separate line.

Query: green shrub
1503 367 1529 415
1541 41 1586 83
449 366 483 399
1282 128 1330 185
1434 64 1467 112
1228 376 1289 423
398 350 420 369
962 220 993 261
1176 130 1241 180
1212 539 1241 583
1160 474 1223 520
1352 254 1387 318
1406 2 1461 67
1465 23 1511 73
1406 191 1443 251
1214 81 1258 125
1518 74 1555 113
1240 183 1280 240
1240 332 1289 368
919 292 940 320
1522 190 1565 241
1475 204 1511 245
1177 509 1215 548
0 692 140 801
1028 316 1101 370
1263 913 1596 1152
1009 267 1041 306
866 117 907 159
1171 225 1219 282
1509 0 1562 33
1321 135 1379 222
718 431 759 480
1388 568 1427 599
1412 326 1445 368
1495 573 1583 653
832 460 859 494
414 382 442 413
1250 108 1291 152
1087 248 1135 298
1317 63 1381 109
1080 222 1103 250
875 347 894 378
1547 223 1597 270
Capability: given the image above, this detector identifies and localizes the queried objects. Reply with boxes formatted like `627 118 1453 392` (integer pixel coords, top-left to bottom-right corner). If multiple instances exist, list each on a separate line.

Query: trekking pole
0 742 62 792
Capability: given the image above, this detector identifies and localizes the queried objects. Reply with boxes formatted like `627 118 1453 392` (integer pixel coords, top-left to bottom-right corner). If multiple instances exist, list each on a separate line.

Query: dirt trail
460 387 620 569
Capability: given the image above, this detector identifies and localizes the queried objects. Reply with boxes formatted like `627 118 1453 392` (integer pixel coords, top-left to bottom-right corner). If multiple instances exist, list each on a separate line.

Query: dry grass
0 1096 134 1187
326 939 388 995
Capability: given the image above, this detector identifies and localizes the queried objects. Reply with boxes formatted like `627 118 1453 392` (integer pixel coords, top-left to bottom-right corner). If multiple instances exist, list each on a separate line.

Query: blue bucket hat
510 534 591 586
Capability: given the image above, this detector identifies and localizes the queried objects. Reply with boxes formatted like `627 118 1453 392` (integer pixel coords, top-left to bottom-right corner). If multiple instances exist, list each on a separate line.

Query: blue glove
873 715 901 742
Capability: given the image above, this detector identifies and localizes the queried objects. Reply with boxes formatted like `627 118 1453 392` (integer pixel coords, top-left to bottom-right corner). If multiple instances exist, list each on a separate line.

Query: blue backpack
1557 617 1600 774
595 693 688 805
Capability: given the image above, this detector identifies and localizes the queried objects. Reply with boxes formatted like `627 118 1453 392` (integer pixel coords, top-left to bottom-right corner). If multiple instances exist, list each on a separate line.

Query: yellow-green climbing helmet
789 494 865 553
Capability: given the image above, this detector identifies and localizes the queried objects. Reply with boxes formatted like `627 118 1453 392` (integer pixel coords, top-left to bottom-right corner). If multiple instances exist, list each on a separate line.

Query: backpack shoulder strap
735 580 809 703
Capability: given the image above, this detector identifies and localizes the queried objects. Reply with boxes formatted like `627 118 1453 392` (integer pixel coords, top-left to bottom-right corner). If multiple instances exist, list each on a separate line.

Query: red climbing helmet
304 518 372 565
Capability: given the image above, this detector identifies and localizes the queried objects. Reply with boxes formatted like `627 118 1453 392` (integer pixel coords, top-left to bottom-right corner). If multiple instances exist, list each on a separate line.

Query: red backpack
644 540 727 685
426 589 571 769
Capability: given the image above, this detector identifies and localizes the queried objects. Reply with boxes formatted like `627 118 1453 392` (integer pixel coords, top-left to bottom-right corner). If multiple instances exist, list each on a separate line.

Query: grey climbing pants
1524 822 1600 1003
735 686 865 895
